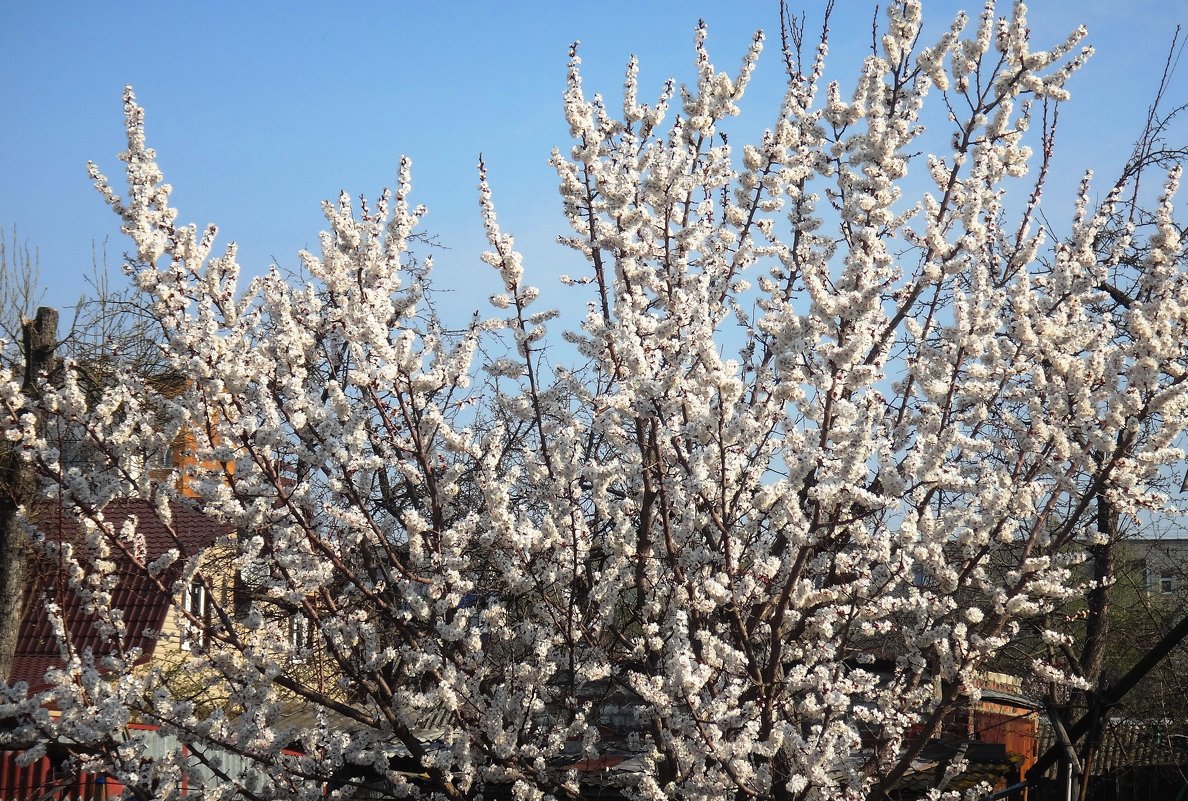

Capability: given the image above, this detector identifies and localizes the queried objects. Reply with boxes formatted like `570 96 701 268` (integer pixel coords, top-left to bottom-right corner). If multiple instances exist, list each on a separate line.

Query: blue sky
1 1 1185 328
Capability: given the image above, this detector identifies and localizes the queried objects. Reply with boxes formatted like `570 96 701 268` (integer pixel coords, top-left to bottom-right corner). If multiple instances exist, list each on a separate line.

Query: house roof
8 499 231 690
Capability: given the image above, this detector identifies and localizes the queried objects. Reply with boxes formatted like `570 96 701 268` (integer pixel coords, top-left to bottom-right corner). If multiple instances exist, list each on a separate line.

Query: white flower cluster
2 3 1185 801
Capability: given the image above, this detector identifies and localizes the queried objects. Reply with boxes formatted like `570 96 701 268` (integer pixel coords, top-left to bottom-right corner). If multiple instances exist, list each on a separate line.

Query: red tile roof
8 499 231 689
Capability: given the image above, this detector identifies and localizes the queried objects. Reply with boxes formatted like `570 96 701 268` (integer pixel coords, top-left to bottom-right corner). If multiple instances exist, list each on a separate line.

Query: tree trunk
0 306 57 683
1074 488 1117 800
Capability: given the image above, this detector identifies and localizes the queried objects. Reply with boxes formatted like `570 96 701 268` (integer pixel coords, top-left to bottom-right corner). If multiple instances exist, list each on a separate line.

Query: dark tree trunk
1074 490 1116 800
0 306 57 683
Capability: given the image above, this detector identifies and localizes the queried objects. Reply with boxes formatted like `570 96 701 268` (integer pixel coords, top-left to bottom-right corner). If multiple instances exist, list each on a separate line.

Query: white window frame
182 579 211 651
288 612 314 659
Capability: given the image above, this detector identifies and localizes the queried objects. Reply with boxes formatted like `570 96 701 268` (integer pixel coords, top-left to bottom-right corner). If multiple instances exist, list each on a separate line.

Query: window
1161 571 1175 594
182 579 212 651
234 560 269 621
288 613 315 658
149 442 177 470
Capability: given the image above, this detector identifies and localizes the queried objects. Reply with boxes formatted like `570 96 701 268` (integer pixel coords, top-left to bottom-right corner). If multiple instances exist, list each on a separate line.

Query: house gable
7 499 232 690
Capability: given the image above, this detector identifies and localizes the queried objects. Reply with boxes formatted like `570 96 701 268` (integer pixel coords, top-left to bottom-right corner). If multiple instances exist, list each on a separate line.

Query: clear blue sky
1 1 1184 328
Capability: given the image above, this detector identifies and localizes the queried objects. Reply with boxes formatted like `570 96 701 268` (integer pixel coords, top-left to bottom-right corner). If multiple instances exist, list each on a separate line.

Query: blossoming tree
2 2 1187 800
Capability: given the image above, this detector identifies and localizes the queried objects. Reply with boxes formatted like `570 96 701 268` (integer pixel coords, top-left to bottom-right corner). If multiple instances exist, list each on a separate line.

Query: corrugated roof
8 499 231 689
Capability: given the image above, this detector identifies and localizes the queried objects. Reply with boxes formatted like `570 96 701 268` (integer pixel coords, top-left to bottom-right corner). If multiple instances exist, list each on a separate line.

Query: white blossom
2 5 1184 801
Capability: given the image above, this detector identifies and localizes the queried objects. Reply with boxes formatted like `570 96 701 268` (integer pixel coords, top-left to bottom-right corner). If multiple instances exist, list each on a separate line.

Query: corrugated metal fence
0 726 267 800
